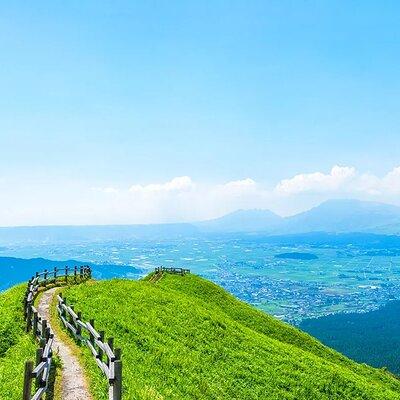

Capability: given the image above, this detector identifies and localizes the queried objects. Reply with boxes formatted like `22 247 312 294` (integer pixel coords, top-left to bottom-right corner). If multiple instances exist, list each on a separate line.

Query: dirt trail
37 288 92 400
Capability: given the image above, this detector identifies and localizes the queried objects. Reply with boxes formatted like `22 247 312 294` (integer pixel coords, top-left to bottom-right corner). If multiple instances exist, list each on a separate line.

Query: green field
59 273 400 399
2 273 400 399
0 285 37 400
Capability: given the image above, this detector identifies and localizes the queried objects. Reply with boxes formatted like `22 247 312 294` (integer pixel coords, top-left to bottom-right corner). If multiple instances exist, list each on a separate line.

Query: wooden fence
21 264 188 399
155 266 190 275
56 293 122 400
22 266 91 400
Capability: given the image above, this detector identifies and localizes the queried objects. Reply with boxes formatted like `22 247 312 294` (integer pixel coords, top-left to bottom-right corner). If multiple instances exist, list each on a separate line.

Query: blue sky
1 1 399 225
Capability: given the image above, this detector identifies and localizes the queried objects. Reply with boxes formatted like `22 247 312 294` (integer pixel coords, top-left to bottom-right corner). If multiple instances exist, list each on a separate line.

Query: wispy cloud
129 176 195 194
275 165 400 198
220 178 257 193
275 165 356 195
2 167 400 226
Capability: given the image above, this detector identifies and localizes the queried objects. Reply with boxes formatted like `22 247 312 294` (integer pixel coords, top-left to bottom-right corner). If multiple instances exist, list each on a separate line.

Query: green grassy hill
60 273 400 400
0 285 37 400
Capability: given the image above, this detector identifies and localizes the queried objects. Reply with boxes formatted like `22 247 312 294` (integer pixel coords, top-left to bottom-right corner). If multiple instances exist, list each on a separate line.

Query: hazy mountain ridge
195 208 283 233
197 199 400 235
282 199 400 234
1 199 400 243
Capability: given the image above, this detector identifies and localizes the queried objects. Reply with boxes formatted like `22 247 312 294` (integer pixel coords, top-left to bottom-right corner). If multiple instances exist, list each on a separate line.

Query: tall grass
0 285 37 399
61 274 400 400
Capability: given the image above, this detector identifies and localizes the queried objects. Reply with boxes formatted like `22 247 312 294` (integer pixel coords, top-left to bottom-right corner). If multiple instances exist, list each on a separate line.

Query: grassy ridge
61 274 400 400
0 285 36 400
157 274 400 387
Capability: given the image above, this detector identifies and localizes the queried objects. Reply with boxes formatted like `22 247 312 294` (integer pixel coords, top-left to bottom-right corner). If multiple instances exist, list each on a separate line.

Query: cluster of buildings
211 269 400 324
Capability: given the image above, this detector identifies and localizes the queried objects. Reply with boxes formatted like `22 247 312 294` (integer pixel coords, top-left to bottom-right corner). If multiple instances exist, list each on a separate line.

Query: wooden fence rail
56 294 122 400
22 266 91 400
20 264 189 399
155 266 190 275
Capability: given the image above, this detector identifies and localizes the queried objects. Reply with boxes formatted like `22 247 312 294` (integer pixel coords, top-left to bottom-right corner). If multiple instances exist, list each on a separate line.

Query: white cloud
353 173 381 195
224 178 256 188
271 165 400 215
218 178 258 199
90 176 265 223
3 167 400 226
129 176 194 194
382 167 400 193
352 167 400 196
222 178 256 190
275 165 357 195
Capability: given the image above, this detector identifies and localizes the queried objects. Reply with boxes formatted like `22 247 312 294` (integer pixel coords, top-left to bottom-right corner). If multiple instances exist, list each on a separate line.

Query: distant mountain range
1 199 400 244
196 199 400 235
283 199 400 234
195 208 283 233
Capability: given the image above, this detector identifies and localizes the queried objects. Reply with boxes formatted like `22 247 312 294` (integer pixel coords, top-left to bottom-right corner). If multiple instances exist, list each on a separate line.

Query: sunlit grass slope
0 285 36 399
63 274 400 400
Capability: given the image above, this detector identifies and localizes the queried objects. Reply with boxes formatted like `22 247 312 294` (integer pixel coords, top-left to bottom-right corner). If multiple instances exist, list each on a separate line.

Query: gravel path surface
38 288 92 400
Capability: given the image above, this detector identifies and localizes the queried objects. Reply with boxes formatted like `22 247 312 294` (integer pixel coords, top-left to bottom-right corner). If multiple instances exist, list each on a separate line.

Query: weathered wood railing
22 266 91 400
56 293 122 400
155 266 190 275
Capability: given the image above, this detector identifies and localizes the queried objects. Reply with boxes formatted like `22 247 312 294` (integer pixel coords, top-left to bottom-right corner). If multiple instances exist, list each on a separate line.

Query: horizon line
0 198 397 229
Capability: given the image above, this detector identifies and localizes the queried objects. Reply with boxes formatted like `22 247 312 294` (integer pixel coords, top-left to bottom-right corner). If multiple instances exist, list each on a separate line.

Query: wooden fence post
89 319 95 346
70 305 75 325
74 266 77 283
61 297 66 318
54 267 58 284
76 311 82 344
22 361 33 400
26 303 32 332
33 311 38 337
98 331 104 361
65 266 69 283
108 337 114 365
113 348 122 400
41 320 47 339
35 347 43 386
23 293 28 319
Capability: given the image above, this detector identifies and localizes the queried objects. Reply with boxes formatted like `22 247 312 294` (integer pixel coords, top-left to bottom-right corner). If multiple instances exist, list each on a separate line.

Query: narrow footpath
37 288 92 400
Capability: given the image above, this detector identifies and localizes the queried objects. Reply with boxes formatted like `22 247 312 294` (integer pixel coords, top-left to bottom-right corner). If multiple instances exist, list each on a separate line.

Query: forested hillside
301 300 400 374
